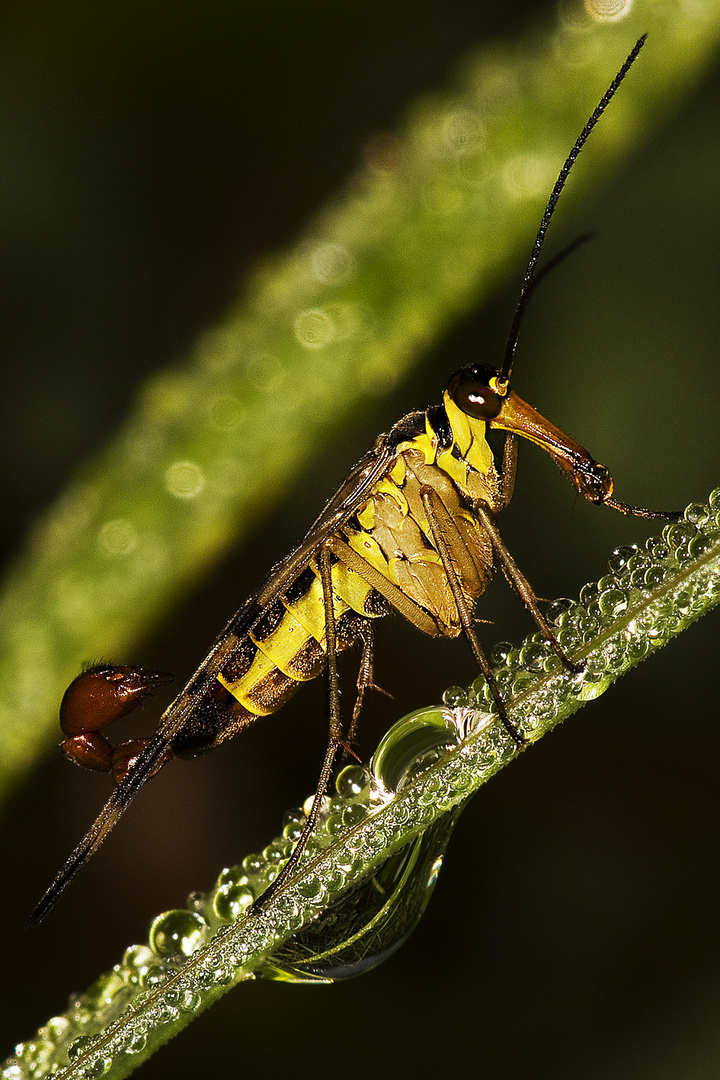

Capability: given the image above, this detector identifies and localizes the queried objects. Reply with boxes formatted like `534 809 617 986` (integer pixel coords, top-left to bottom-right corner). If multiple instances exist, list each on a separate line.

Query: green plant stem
4 492 720 1079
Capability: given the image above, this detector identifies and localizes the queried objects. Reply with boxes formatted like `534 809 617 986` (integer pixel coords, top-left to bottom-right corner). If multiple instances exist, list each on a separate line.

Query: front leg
419 484 525 748
497 433 518 510
474 500 583 674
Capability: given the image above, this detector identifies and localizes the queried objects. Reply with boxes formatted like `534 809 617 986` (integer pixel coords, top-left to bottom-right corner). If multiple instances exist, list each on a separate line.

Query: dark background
2 2 720 1078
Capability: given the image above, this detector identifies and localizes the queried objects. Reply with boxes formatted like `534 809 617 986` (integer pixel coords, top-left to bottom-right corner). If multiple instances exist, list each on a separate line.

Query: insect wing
254 435 398 610
28 432 399 924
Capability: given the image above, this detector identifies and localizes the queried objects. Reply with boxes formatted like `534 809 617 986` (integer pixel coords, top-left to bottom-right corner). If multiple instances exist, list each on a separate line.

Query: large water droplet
149 910 209 958
260 809 461 984
258 706 471 983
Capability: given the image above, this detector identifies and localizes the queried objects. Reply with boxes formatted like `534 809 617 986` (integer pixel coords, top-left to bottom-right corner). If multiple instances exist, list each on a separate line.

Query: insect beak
489 390 614 504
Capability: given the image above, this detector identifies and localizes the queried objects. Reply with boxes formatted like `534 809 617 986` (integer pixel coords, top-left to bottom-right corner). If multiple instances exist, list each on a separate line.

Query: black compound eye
447 365 508 420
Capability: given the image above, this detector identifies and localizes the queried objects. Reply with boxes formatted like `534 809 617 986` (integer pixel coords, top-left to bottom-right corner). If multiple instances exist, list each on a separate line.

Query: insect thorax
340 395 501 635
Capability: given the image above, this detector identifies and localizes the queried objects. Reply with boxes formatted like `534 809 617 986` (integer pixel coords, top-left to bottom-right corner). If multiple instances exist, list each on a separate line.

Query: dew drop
519 642 548 672
607 545 638 575
371 707 459 793
579 581 599 607
544 599 574 625
297 876 325 902
627 552 651 574
689 534 714 559
128 1023 150 1054
242 853 265 876
598 587 628 618
602 642 627 673
644 565 668 588
121 945 158 985
149 910 209 958
216 865 244 889
626 637 650 660
511 670 535 695
283 819 304 843
685 502 710 526
342 803 368 828
262 841 291 866
42 1016 71 1045
335 764 370 799
557 626 582 651
152 999 180 1026
493 665 514 693
665 521 697 549
443 685 467 707
67 1036 101 1063
281 807 305 829
645 536 670 560
162 987 202 1015
214 882 255 921
324 812 345 838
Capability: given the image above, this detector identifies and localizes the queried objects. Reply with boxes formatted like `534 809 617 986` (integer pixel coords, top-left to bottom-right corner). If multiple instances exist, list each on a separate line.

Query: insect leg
498 433 518 510
350 618 392 739
252 543 346 912
474 500 583 674
419 486 525 746
324 534 520 744
325 536 441 636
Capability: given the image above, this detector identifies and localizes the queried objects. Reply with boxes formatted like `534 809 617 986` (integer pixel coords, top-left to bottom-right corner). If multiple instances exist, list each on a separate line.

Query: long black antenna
500 34 647 381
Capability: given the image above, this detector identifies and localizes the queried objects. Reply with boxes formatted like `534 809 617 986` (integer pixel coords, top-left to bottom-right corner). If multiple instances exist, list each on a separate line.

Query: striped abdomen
171 556 383 756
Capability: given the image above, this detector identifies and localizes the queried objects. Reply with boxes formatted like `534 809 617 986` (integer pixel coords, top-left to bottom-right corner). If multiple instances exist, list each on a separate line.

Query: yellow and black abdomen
171 558 383 757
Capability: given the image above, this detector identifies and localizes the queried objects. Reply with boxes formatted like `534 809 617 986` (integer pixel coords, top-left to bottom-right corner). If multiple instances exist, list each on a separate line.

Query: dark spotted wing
28 420 416 924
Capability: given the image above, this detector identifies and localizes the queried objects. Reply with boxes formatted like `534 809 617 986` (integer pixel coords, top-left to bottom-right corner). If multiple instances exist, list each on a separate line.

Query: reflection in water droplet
214 882 255 921
258 706 475 983
490 640 514 664
260 808 461 984
371 707 461 792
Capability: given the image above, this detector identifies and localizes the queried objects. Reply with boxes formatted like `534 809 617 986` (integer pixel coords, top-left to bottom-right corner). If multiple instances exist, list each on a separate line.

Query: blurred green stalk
2 1 720 800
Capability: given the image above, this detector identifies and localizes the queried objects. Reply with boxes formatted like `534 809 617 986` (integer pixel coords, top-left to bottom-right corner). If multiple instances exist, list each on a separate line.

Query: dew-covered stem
5 490 720 1080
